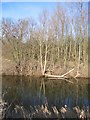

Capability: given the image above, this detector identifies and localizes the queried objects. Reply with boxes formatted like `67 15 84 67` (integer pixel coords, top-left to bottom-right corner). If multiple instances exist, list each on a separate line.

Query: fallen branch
45 68 74 78
45 74 64 78
44 68 75 84
60 68 74 77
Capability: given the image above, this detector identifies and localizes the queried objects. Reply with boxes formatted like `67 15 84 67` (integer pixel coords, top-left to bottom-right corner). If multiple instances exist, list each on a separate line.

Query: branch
60 68 74 77
45 68 74 78
45 74 64 78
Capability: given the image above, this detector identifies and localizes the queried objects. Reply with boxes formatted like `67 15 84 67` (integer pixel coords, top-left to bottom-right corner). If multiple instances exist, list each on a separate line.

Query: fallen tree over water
44 68 78 83
44 68 74 78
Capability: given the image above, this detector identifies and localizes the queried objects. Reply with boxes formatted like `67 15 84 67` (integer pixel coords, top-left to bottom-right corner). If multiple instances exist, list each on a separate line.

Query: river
2 76 89 110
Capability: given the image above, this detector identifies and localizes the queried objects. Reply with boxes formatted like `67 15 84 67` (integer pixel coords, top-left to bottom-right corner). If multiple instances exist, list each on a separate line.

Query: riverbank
1 57 89 78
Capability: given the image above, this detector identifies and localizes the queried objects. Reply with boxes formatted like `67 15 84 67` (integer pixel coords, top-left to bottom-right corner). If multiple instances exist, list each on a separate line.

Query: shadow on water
2 75 89 110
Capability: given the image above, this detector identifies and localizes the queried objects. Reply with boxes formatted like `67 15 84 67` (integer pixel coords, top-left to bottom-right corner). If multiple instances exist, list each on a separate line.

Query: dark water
2 76 89 110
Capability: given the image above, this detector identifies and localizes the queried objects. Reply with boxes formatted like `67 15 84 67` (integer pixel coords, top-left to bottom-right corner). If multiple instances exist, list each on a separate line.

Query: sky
1 0 89 2
2 2 58 20
1 1 89 21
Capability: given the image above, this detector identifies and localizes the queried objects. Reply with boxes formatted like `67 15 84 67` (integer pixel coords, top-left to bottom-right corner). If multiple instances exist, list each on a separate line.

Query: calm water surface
2 76 89 110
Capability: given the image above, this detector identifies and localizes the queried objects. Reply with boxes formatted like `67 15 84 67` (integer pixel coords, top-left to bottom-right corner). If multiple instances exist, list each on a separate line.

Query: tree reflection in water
2 76 89 111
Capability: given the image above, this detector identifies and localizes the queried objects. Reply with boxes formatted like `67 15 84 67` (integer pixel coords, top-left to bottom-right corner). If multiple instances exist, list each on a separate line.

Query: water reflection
2 76 89 110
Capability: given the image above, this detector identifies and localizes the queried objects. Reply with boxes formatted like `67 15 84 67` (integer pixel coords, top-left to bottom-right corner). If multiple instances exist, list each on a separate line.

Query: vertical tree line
1 3 88 75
